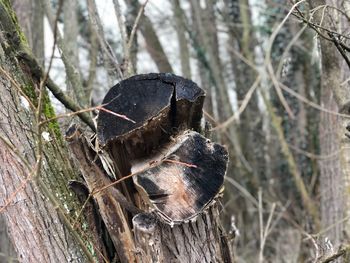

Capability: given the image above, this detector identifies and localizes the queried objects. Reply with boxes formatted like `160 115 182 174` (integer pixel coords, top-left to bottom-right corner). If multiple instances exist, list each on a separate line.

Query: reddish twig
164 159 197 168
98 106 136 123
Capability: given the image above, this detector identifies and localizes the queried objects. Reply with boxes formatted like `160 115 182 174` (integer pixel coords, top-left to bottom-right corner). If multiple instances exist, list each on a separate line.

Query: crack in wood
68 73 234 262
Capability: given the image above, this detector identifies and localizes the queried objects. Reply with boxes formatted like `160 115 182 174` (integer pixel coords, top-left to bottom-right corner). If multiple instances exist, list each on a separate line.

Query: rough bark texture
0 215 16 262
319 76 344 244
311 0 350 254
0 1 90 261
0 57 86 262
133 206 232 263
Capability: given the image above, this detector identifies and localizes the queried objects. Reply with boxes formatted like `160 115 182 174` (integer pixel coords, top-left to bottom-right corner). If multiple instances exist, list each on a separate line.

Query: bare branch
41 0 86 106
86 0 123 79
264 0 307 119
125 0 149 76
14 49 96 131
112 0 128 56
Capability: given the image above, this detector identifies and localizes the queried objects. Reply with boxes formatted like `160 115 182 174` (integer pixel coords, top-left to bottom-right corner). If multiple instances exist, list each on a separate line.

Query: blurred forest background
2 0 350 262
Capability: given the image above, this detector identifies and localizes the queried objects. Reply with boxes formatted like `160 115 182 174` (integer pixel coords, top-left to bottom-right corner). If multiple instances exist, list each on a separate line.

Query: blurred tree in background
1 0 350 262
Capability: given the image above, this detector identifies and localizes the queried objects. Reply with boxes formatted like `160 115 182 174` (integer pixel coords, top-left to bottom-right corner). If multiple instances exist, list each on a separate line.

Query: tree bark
310 0 350 252
12 0 44 65
0 214 16 262
132 206 231 263
0 1 92 261
69 73 235 262
125 0 173 73
172 0 191 79
63 0 85 105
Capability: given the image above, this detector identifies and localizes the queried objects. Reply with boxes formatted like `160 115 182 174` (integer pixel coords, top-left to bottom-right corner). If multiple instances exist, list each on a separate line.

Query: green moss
0 1 62 140
15 74 61 140
22 83 38 104
1 0 28 49
43 95 62 139
3 1 61 139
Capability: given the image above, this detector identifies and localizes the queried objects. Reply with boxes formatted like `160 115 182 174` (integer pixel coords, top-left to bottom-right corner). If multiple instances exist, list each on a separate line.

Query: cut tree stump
68 73 234 262
131 130 228 225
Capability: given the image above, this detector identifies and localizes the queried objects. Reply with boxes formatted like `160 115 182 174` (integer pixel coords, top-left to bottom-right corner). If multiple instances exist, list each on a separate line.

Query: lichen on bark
0 0 61 138
0 1 95 260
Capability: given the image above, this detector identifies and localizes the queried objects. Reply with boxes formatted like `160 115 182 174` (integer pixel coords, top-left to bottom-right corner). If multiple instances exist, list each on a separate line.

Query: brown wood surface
68 73 234 262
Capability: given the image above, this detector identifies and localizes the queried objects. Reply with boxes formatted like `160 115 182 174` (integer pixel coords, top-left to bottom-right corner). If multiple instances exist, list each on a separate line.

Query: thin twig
164 159 197 168
203 110 253 173
87 0 123 79
293 6 350 44
124 0 149 76
41 0 62 88
276 24 307 78
98 106 136 123
0 67 35 110
0 134 31 169
212 75 261 130
0 159 40 214
224 177 259 207
261 88 320 228
93 154 199 195
72 194 92 229
46 78 96 130
37 178 96 262
42 0 87 106
258 189 264 263
127 0 149 54
113 0 128 55
39 104 103 126
320 246 347 263
264 0 307 119
329 33 350 70
279 82 350 119
35 0 63 183
258 189 277 263
288 143 347 160
7 50 96 130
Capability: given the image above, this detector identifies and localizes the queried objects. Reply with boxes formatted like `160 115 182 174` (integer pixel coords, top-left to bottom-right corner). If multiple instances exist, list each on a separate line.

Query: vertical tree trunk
0 1 92 261
172 0 191 79
12 0 44 65
310 0 350 253
125 0 173 73
0 215 16 262
64 0 84 105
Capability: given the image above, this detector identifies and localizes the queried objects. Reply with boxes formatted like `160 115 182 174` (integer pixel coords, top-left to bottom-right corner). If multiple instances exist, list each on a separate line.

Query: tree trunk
0 215 16 262
0 1 93 261
124 0 173 73
172 0 191 79
12 0 44 65
0 1 234 262
64 0 84 105
310 0 350 257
